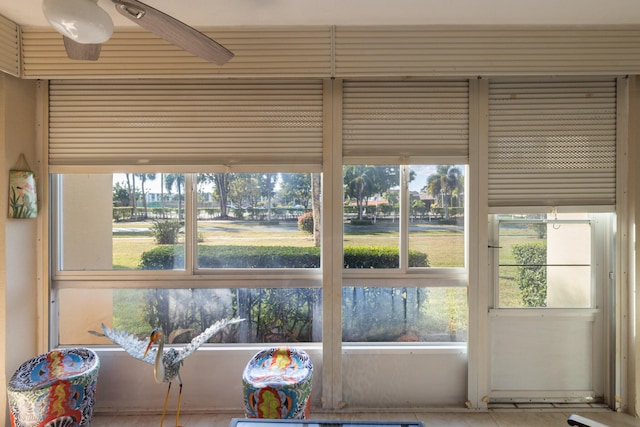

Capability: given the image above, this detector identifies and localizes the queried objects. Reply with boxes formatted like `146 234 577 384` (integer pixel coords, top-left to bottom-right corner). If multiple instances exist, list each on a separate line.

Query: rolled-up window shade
488 79 617 209
48 79 324 172
342 80 469 163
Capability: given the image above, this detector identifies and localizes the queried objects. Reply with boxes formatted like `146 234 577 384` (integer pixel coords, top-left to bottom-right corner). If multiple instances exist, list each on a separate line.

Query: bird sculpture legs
159 381 171 427
159 381 184 427
176 382 183 427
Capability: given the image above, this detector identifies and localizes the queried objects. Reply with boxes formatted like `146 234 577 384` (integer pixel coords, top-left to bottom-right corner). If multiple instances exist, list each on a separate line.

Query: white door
487 212 611 404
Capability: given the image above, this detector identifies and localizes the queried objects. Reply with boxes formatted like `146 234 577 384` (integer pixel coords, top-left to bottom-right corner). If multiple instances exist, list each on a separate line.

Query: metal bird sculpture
101 317 243 427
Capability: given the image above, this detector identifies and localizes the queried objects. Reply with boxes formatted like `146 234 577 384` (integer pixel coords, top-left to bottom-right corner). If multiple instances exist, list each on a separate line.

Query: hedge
512 241 547 307
139 245 429 269
344 246 429 268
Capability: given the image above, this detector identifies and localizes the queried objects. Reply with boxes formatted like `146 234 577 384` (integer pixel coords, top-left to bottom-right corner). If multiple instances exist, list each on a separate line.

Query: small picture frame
8 154 37 219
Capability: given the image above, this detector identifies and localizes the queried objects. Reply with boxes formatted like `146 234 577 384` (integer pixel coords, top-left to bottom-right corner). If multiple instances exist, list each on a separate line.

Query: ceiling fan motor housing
43 0 114 44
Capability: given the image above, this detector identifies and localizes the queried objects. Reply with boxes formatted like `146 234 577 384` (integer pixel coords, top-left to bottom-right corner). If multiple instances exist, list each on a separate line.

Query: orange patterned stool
242 347 313 419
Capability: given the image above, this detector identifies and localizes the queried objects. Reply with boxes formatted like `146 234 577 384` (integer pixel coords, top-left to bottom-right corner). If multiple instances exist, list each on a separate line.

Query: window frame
341 164 469 289
51 172 323 281
49 162 470 347
48 171 325 349
339 163 470 344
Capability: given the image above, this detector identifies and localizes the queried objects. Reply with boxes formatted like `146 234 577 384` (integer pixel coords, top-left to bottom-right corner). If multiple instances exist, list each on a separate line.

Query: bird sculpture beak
143 330 160 358
143 339 153 358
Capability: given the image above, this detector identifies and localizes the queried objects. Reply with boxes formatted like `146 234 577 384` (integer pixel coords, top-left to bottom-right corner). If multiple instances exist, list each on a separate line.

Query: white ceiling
2 0 640 29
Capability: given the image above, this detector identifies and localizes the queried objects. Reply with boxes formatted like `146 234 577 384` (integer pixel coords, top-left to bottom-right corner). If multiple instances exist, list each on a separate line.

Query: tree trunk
311 173 321 246
141 175 148 218
215 173 229 218
131 174 137 217
160 174 165 218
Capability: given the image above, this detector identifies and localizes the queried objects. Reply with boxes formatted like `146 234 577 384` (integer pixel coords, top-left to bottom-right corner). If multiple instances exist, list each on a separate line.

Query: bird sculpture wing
101 323 157 365
173 317 244 364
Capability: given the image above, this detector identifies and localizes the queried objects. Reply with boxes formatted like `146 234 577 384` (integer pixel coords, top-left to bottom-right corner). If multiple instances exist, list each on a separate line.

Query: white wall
93 347 324 414
0 74 38 425
342 347 467 408
91 346 467 414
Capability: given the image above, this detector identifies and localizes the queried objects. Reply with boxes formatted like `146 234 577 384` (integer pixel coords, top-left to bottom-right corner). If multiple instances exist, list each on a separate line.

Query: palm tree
343 165 377 220
135 173 156 219
344 165 400 220
425 165 461 219
124 173 136 218
164 174 185 220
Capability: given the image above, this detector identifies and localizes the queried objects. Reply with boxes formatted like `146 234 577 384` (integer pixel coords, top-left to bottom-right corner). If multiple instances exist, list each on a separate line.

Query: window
52 171 322 345
342 286 468 342
53 164 467 345
341 164 468 343
58 288 321 345
195 173 320 270
57 174 180 271
493 212 611 309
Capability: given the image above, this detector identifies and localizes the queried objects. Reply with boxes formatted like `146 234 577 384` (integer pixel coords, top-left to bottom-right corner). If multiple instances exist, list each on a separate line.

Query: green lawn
113 219 465 269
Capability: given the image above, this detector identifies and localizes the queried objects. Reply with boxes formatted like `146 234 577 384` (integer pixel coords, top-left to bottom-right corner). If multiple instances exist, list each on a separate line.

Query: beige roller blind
48 79 324 171
488 78 617 208
22 26 640 79
335 26 640 77
342 80 469 163
24 27 333 79
0 14 19 77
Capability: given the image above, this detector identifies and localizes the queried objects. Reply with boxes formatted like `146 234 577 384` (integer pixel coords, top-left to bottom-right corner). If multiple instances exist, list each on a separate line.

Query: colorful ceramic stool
242 346 313 419
7 348 100 427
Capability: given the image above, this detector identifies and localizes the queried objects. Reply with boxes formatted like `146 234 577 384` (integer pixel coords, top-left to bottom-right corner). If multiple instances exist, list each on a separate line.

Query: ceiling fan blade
112 0 234 65
63 36 102 61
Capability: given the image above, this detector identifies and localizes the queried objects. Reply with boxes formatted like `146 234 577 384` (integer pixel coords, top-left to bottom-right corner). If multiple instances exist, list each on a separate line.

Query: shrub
230 207 245 219
199 246 320 268
343 246 429 268
139 245 429 269
141 245 318 270
512 241 547 307
113 207 133 222
297 211 314 234
350 219 373 226
139 245 184 270
151 220 183 244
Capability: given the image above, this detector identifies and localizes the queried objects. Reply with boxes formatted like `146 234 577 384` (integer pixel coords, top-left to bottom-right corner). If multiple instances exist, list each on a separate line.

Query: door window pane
498 213 592 308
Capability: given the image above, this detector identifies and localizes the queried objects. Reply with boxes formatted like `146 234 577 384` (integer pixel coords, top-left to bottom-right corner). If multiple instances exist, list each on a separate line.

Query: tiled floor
91 409 640 427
